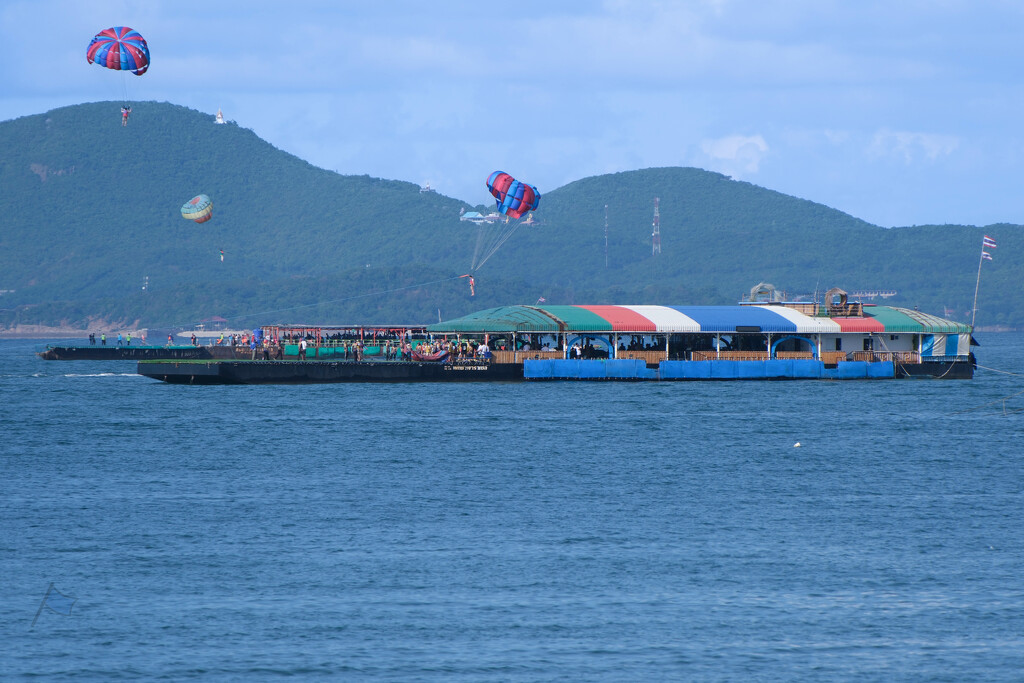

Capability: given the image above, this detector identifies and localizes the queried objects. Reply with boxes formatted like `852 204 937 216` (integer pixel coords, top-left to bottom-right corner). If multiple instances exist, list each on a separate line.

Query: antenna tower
651 197 661 255
604 204 609 267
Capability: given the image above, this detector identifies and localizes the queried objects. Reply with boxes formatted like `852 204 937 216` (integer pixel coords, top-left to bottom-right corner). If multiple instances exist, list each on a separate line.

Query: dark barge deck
38 345 245 361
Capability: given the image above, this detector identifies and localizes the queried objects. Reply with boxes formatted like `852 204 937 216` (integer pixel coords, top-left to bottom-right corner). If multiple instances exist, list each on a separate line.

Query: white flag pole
970 236 987 329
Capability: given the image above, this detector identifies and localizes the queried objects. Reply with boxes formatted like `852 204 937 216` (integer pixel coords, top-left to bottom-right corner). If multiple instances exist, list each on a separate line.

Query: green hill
1 101 1019 330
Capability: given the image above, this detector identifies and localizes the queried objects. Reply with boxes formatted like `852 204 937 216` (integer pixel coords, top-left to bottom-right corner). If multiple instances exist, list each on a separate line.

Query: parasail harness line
472 218 523 271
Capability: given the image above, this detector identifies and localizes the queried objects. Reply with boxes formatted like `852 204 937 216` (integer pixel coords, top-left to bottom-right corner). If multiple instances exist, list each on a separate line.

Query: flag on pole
536 297 546 304
31 583 77 628
982 252 993 260
983 235 997 249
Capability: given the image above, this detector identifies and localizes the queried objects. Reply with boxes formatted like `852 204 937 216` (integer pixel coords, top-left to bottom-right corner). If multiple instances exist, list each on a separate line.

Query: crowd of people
79 327 568 363
413 339 491 360
81 326 634 363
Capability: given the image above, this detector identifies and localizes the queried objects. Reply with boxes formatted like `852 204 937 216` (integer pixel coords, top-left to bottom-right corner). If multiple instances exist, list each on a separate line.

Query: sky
3 0 1024 228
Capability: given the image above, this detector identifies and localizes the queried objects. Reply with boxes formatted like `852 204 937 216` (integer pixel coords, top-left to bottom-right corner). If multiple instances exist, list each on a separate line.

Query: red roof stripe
576 305 656 331
831 317 885 333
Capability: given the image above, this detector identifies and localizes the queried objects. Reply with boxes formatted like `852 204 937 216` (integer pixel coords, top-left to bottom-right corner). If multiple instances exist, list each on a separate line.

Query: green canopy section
867 306 972 334
891 306 972 334
428 306 563 333
429 305 632 334
534 305 613 332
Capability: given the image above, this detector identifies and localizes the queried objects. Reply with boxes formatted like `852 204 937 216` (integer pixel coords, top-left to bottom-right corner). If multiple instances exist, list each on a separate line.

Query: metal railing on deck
691 350 770 361
851 351 920 363
486 349 936 365
491 350 564 364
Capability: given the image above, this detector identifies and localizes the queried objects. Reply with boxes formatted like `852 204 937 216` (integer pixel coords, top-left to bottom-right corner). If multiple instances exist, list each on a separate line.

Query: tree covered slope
1 102 1018 328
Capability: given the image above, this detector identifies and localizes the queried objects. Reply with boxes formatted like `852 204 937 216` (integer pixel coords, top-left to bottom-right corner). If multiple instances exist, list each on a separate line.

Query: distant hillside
1 101 1019 330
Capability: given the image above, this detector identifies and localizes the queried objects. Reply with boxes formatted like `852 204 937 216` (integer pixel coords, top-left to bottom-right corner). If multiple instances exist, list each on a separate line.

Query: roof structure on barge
427 305 971 335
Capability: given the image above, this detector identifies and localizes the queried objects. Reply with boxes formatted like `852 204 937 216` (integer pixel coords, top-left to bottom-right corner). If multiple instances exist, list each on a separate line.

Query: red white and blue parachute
86 27 150 75
470 172 541 270
486 171 540 219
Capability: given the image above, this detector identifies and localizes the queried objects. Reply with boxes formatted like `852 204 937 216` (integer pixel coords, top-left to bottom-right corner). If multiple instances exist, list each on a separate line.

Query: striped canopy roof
428 304 971 335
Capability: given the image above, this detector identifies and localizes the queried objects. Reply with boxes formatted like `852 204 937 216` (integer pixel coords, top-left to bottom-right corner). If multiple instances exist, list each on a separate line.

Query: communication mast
604 204 609 267
651 197 661 255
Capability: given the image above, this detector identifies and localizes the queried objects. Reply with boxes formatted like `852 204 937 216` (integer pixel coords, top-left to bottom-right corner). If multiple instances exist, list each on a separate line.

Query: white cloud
867 130 959 164
698 134 769 176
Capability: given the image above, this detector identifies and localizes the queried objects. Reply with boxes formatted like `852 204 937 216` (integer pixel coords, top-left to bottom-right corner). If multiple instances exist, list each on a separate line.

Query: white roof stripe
621 305 702 333
751 305 842 333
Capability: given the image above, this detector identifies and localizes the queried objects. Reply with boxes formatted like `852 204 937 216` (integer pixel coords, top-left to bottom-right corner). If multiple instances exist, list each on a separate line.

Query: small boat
412 348 449 362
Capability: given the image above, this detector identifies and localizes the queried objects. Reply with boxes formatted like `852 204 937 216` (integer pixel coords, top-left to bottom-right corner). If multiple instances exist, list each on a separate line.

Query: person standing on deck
299 338 307 360
116 333 123 347
101 333 106 345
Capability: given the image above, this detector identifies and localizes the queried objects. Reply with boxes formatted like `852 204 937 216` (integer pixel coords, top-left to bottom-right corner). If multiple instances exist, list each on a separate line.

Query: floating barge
138 299 975 384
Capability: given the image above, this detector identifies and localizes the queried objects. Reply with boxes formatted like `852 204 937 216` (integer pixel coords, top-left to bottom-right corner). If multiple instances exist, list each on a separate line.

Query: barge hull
138 360 524 384
896 359 974 379
138 357 970 384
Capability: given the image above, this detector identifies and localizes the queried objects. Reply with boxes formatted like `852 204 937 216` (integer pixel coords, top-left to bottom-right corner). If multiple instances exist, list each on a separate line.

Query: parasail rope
951 386 1024 415
974 363 1024 377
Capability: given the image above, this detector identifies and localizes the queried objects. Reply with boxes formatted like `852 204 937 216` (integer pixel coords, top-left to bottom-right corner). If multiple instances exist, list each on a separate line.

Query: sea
2 334 1023 681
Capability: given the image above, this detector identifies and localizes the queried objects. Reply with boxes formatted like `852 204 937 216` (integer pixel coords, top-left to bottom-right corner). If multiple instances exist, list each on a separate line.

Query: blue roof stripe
667 306 798 333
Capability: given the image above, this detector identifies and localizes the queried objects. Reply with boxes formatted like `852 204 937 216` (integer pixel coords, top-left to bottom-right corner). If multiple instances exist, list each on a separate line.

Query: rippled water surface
3 336 1024 680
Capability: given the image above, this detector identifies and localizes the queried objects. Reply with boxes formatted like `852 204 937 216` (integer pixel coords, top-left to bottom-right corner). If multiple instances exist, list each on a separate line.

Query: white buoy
794 442 801 448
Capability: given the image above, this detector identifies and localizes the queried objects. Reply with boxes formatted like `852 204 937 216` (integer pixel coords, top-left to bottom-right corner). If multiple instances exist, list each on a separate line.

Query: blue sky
3 0 1024 227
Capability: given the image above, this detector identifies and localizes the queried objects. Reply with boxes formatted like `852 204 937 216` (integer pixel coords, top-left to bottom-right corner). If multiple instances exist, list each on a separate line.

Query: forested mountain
1 101 1019 330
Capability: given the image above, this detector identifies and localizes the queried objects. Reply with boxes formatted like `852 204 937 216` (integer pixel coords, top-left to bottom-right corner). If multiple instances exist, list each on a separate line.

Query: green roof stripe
427 306 562 333
865 306 971 334
890 306 972 334
534 305 611 332
860 306 921 333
